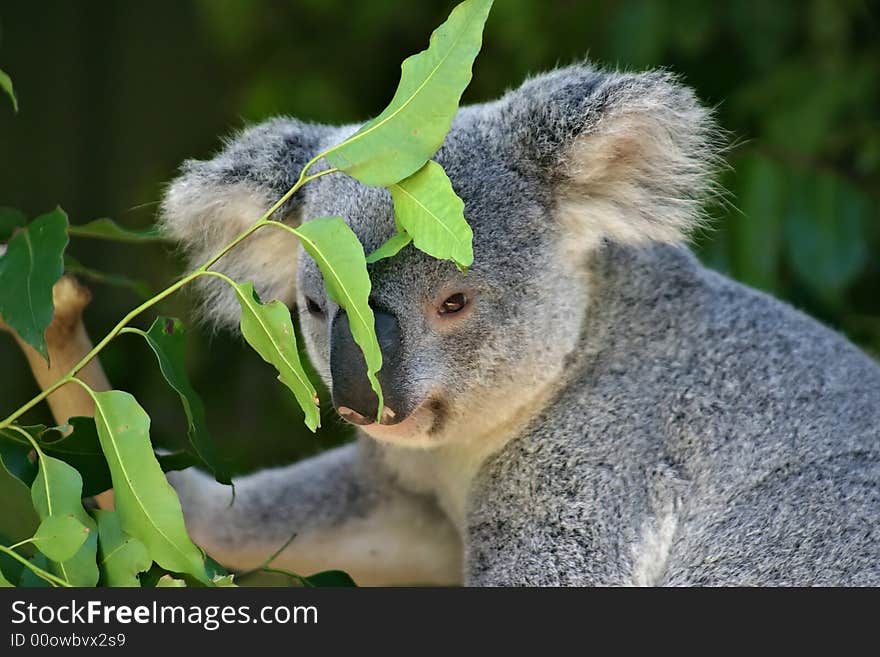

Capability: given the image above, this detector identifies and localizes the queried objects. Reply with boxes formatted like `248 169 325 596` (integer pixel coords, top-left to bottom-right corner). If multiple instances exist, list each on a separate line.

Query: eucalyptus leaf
323 0 493 186
1 419 177 500
212 574 237 587
18 553 51 588
137 563 167 588
0 427 38 488
0 68 17 113
390 160 473 270
785 171 869 298
88 389 209 584
31 515 90 563
30 452 99 586
0 207 27 241
156 450 200 473
67 218 164 243
294 217 384 419
38 417 111 498
365 231 412 264
93 509 151 587
230 281 320 431
0 208 69 359
156 574 187 587
302 569 357 587
204 554 229 580
138 317 231 484
730 155 784 293
64 255 152 299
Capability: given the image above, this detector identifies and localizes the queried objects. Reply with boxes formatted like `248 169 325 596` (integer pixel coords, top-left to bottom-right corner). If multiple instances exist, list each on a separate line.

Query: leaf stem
4 423 39 450
252 566 313 587
118 327 147 338
236 531 299 580
5 425 50 510
198 271 236 287
0 545 72 588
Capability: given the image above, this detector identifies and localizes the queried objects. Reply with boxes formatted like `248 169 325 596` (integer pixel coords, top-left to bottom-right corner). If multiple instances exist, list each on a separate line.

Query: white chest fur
377 378 564 532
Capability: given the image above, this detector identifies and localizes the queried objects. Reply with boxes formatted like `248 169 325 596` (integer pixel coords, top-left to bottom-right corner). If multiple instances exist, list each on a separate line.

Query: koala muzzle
330 308 406 426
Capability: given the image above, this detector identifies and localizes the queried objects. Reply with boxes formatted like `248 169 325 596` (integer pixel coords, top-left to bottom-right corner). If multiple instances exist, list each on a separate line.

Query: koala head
161 64 720 448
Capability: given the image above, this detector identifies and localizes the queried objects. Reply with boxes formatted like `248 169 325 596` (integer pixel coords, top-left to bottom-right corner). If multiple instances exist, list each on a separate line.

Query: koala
161 64 880 586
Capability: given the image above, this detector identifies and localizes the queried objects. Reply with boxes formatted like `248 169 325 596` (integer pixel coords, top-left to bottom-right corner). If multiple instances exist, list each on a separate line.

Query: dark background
1 0 878 543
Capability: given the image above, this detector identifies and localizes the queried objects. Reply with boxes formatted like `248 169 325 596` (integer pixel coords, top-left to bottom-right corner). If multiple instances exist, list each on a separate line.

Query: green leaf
137 563 166 588
0 68 18 113
784 171 869 298
31 515 90 563
87 389 209 584
0 208 69 359
212 574 237 587
323 0 494 186
366 231 413 264
67 218 164 243
1 420 110 497
37 418 111 498
230 281 320 432
156 574 187 587
204 554 229 579
2 420 184 498
0 462 39 555
0 207 27 241
30 452 99 586
64 255 152 299
0 427 38 488
293 217 384 419
390 160 473 270
138 317 232 485
0 422 110 495
18 553 51 587
93 509 151 587
156 450 200 473
302 569 357 587
730 155 784 293
0 568 13 587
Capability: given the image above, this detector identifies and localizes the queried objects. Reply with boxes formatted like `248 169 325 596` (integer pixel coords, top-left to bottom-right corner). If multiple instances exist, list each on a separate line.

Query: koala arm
168 439 463 586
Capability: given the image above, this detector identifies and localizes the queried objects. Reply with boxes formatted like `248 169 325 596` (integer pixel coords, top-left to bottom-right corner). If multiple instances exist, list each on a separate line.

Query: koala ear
499 64 721 251
161 118 329 330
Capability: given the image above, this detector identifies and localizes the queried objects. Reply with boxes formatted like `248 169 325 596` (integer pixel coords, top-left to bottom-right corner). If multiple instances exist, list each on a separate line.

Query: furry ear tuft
500 64 724 251
160 118 328 330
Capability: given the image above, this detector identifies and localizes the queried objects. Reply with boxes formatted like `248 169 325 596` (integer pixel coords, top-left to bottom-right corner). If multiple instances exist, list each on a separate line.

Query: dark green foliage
0 208 68 358
0 68 16 113
136 317 232 484
64 255 152 299
66 217 164 243
0 207 26 241
302 570 358 587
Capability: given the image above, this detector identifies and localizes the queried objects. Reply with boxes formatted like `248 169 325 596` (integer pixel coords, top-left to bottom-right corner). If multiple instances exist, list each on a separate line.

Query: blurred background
1 0 878 543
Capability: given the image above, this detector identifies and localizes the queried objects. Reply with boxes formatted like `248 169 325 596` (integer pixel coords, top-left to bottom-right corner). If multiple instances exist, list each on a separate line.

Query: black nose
330 309 402 424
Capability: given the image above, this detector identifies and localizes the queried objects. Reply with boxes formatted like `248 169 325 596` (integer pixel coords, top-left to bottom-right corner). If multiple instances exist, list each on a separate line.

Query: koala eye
439 292 468 315
305 296 324 316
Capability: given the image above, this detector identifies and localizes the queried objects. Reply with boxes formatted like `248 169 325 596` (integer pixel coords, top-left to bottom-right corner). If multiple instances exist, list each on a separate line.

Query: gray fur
162 63 880 586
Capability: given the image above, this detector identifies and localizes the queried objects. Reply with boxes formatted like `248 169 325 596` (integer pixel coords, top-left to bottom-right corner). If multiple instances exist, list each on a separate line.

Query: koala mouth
341 394 448 441
336 405 399 426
